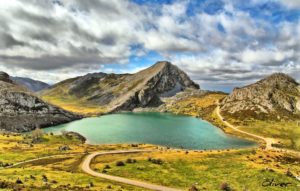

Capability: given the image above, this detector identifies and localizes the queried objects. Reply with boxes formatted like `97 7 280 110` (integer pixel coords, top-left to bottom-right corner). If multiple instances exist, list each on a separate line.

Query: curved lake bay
45 112 256 150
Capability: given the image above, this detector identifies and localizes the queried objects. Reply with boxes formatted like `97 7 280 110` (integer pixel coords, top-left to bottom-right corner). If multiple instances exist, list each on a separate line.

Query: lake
44 112 256 150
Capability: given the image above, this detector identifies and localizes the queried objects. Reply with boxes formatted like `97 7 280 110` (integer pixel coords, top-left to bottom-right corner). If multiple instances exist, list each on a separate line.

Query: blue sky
0 0 299 92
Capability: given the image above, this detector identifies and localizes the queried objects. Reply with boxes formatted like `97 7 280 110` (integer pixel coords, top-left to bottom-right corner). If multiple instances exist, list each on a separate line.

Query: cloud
238 48 295 65
278 0 300 9
0 0 299 91
0 32 25 48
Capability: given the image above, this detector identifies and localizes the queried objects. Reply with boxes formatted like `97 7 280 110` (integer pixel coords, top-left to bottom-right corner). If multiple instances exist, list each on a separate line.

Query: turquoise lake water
44 112 256 150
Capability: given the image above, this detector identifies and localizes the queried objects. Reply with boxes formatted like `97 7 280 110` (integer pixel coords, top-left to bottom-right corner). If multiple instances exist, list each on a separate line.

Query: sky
0 0 299 92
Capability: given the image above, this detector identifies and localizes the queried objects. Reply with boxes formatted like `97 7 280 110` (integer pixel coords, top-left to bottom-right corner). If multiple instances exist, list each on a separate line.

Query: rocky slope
41 61 200 113
11 76 50 92
0 72 81 132
134 89 226 118
220 73 300 120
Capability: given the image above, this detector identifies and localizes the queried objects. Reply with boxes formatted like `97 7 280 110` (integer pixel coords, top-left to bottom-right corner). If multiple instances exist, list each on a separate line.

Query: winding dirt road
216 105 300 156
2 150 183 190
215 105 274 149
81 150 183 191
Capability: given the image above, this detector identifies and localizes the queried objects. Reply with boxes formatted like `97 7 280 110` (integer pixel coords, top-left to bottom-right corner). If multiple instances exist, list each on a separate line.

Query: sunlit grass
42 95 106 116
237 120 300 151
91 149 300 190
0 133 154 190
166 93 226 117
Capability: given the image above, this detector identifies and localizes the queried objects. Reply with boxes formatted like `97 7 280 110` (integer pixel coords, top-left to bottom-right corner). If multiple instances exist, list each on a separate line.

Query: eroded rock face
0 73 81 132
110 61 199 111
137 62 199 106
220 73 300 119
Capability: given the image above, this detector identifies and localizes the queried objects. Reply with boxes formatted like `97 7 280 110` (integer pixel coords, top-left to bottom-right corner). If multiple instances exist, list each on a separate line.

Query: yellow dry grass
91 148 300 190
42 95 106 116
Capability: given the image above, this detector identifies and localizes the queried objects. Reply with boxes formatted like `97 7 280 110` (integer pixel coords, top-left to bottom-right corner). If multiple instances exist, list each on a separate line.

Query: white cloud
239 48 294 65
0 0 299 90
278 0 300 9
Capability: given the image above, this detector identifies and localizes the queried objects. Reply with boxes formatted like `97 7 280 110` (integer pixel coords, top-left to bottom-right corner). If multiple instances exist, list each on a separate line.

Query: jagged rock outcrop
0 72 81 132
11 76 50 92
41 61 200 113
220 73 300 119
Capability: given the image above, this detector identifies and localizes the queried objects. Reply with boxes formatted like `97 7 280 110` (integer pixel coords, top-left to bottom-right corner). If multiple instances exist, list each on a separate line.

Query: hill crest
220 73 300 120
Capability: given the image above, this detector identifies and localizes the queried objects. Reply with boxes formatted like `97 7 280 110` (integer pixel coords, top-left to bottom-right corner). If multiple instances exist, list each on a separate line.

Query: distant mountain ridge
41 61 200 113
220 73 300 120
0 71 80 132
11 76 50 92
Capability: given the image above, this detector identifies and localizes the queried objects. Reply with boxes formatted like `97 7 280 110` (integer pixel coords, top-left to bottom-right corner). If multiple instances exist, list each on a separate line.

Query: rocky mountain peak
153 61 171 68
142 61 199 89
111 61 200 110
221 73 300 120
41 61 200 113
256 73 298 87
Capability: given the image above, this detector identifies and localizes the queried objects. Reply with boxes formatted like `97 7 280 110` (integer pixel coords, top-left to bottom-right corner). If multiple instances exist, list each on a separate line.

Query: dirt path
215 105 273 149
1 152 84 169
216 105 300 156
81 150 183 191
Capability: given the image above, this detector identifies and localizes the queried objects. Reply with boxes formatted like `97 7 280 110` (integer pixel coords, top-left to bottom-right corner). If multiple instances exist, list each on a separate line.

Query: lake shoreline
43 112 257 150
132 108 264 147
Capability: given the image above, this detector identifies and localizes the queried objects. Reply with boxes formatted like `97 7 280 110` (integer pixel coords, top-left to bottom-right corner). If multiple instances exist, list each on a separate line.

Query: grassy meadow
91 148 300 190
0 132 154 191
0 132 299 191
229 119 300 151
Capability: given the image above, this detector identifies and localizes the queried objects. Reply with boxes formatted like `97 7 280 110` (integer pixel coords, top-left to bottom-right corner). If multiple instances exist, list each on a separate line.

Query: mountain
0 71 81 132
11 76 50 92
220 73 300 120
41 61 200 114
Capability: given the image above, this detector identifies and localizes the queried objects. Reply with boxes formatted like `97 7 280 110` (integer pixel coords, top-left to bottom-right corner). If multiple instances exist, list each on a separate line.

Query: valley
1 62 300 190
1 0 299 190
